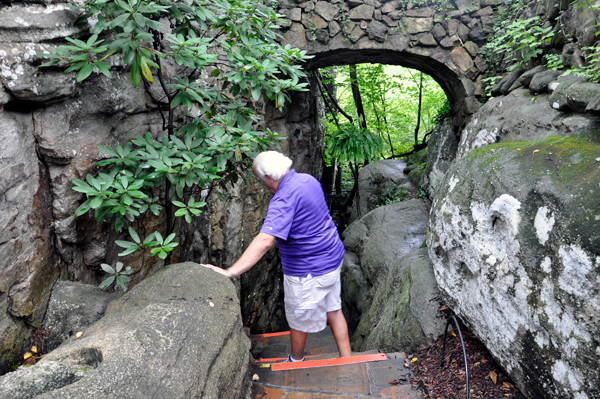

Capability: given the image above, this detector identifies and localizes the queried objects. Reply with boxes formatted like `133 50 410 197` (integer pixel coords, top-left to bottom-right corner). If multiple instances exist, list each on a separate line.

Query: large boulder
428 106 600 397
341 199 431 347
0 262 251 399
456 88 598 160
42 280 119 342
349 159 412 223
352 247 445 353
423 121 458 197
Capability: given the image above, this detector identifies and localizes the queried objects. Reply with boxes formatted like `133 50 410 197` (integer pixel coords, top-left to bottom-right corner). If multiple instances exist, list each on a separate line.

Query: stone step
249 328 423 399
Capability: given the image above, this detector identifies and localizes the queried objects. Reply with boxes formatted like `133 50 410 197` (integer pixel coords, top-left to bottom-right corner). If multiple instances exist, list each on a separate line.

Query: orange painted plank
251 355 318 363
253 331 290 338
271 353 387 371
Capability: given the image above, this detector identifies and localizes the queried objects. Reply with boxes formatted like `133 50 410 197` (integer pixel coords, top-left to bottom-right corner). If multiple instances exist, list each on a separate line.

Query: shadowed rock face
0 0 325 367
342 199 444 353
0 262 251 399
427 89 600 399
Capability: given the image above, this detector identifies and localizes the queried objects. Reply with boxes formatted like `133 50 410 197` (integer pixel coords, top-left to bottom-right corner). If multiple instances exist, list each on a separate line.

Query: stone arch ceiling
277 0 496 130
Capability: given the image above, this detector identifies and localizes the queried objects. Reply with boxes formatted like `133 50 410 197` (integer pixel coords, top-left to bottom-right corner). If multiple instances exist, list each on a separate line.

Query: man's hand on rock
200 264 230 279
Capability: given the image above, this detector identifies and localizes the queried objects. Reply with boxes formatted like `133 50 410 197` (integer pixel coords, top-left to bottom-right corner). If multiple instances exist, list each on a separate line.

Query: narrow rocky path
249 328 423 399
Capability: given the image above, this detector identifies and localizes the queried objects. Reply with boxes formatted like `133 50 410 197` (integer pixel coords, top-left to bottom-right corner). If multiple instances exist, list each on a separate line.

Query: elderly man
203 151 351 361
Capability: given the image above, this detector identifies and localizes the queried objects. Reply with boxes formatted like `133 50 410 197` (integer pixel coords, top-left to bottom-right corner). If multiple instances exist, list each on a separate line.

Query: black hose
441 315 470 399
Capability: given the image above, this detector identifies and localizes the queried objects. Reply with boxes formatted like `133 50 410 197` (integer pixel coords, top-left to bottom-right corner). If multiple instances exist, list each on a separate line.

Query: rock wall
0 1 324 370
426 85 600 398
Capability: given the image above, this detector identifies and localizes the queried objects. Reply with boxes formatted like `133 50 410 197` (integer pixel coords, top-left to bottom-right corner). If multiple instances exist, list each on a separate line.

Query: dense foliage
322 64 447 161
40 0 311 289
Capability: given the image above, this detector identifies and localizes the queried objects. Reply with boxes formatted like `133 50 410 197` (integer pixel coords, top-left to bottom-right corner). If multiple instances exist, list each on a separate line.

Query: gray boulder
340 251 370 332
528 70 563 93
0 262 251 399
352 248 445 353
42 280 119 342
456 88 598 160
0 361 81 399
565 81 600 113
518 65 547 88
349 159 412 223
423 121 458 197
500 67 525 95
548 75 587 111
342 199 429 342
344 199 429 287
428 119 600 398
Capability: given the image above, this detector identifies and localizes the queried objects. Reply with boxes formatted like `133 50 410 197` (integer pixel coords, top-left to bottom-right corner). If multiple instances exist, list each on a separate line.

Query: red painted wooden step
271 353 388 371
253 331 290 338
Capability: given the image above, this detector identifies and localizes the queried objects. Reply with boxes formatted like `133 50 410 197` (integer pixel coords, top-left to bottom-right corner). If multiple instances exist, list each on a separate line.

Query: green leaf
154 231 164 245
90 196 104 209
128 227 140 244
99 276 116 290
140 57 153 83
39 60 60 67
115 217 124 232
110 12 130 28
171 91 186 108
115 275 131 290
94 61 111 78
65 61 87 74
118 246 139 256
132 12 146 27
174 208 188 217
143 232 158 245
115 240 137 249
251 84 261 101
101 263 116 274
131 59 141 87
164 233 176 245
74 199 93 217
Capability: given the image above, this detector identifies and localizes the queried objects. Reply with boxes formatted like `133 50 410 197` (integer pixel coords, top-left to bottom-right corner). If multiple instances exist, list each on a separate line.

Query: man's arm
202 233 275 279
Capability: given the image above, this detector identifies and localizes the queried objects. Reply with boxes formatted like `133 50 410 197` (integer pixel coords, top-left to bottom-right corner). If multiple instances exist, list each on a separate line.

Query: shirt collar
277 169 296 192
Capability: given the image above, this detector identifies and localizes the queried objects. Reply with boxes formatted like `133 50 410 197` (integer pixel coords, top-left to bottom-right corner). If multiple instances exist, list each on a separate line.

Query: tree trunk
349 65 367 130
414 71 423 144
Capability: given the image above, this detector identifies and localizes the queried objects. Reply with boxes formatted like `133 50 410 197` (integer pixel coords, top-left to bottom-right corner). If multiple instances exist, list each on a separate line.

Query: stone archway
276 0 497 132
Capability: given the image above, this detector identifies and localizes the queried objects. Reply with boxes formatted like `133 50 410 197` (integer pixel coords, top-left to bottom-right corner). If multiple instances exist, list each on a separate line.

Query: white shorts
283 262 342 333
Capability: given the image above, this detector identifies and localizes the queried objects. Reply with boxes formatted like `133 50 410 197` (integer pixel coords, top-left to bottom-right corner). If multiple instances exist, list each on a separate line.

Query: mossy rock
407 148 428 166
403 164 418 174
408 167 426 187
428 134 600 399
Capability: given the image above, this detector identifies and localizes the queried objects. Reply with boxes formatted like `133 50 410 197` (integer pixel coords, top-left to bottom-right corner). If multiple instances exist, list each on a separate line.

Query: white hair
253 151 293 181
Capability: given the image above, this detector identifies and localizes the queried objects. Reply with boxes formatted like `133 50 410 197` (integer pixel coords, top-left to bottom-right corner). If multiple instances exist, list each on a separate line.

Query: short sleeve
260 194 295 240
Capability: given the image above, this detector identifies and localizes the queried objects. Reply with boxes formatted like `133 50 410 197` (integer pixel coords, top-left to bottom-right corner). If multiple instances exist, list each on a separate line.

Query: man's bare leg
327 309 352 357
290 328 308 360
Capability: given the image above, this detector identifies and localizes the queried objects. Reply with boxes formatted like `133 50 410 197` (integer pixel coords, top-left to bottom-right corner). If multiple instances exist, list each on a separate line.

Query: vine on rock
39 0 312 290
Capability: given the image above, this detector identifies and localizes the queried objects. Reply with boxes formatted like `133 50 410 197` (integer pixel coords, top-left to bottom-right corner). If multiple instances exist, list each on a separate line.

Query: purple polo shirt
260 170 345 277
